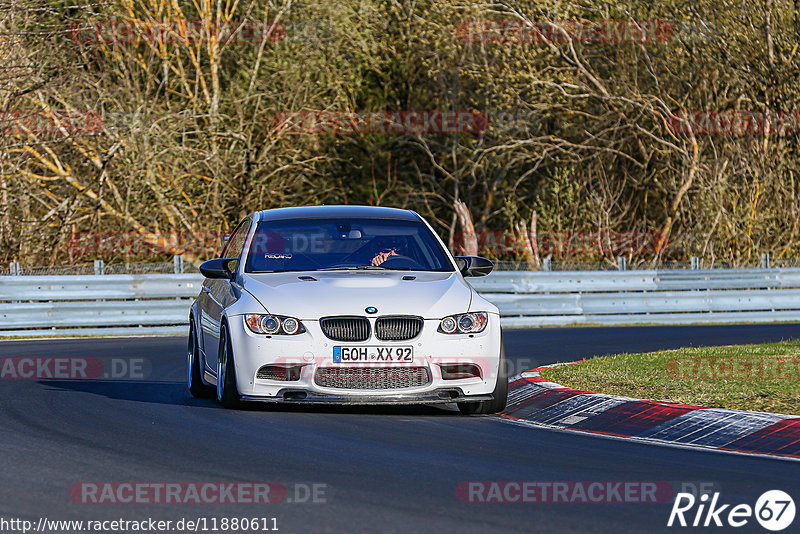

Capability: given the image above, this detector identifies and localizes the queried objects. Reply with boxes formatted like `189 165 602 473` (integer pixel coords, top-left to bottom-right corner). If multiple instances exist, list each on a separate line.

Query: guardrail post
617 257 627 271
542 258 552 271
93 259 104 275
761 253 770 269
173 255 184 274
691 256 699 270
8 261 20 275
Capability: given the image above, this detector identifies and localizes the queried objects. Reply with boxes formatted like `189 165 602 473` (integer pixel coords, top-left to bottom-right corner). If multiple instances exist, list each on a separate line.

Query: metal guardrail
0 274 203 337
470 269 800 327
1 269 800 337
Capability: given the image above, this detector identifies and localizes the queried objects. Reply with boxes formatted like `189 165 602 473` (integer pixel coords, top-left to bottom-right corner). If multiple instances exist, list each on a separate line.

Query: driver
371 247 399 266
369 236 406 266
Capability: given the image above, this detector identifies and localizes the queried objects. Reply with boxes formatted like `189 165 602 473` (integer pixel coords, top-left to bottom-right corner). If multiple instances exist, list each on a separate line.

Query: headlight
245 314 306 335
438 312 488 334
440 316 458 334
281 317 300 335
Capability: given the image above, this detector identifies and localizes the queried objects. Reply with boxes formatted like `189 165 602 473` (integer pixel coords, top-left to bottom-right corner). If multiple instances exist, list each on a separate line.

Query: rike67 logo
668 490 795 531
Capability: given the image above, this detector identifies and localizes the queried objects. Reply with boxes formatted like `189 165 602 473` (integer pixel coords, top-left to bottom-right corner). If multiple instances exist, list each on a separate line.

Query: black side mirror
454 256 494 277
200 258 238 279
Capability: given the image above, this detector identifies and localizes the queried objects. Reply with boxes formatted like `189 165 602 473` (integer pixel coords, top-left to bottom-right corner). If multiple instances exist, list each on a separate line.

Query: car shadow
41 379 461 416
42 380 202 406
234 400 458 416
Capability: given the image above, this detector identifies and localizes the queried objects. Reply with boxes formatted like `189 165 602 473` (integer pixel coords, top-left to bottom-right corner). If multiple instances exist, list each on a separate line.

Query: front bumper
241 389 495 405
226 314 502 403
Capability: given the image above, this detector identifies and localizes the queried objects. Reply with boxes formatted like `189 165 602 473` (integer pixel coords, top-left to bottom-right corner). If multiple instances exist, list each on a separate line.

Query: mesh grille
375 316 423 341
314 367 430 390
256 365 302 381
320 317 370 341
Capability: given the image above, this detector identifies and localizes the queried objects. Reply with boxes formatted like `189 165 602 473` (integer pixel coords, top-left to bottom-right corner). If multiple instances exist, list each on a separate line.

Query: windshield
244 217 455 273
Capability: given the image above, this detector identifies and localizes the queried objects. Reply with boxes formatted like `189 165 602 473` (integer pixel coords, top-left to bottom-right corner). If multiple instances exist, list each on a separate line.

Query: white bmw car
188 205 507 414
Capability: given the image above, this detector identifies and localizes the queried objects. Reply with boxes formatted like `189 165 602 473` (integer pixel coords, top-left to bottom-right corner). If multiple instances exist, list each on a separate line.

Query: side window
221 219 251 259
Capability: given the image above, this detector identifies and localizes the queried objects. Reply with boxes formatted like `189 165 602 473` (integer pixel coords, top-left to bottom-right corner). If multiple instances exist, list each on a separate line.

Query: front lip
240 388 494 405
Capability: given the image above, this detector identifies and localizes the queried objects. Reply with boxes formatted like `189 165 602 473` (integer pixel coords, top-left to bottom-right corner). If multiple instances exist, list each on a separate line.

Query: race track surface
1 324 799 533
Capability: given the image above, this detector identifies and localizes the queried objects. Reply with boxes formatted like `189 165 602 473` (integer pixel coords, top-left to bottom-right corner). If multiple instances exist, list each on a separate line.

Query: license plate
333 346 413 363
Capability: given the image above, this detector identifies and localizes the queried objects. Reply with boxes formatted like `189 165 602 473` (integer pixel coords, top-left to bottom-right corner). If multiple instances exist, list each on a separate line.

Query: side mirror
200 258 238 279
454 256 494 277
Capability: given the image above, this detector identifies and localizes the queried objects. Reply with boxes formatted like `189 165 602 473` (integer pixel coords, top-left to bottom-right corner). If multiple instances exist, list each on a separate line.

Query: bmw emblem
365 307 378 314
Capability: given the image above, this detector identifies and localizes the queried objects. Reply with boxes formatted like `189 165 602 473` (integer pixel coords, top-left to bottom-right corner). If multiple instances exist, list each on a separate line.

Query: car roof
254 205 421 222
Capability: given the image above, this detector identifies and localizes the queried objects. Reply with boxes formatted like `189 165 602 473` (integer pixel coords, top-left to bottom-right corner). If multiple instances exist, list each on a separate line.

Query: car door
200 218 251 373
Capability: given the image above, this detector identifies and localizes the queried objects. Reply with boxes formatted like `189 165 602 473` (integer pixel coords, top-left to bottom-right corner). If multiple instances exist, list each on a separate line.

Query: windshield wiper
314 266 390 271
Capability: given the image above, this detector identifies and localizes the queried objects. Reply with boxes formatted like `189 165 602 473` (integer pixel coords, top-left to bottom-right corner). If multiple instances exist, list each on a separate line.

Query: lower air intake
256 365 303 381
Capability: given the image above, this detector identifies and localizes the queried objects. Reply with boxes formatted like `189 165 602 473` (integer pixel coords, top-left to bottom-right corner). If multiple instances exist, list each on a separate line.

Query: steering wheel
378 254 425 270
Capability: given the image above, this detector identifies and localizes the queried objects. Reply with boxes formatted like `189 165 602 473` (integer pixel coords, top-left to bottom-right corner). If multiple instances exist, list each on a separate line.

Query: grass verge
539 341 800 415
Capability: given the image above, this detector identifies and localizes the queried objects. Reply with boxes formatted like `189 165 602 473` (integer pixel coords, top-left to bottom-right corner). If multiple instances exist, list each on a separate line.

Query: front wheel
458 338 508 415
216 325 242 409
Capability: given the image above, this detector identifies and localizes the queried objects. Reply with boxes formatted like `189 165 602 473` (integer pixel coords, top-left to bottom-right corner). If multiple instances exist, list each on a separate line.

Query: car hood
241 271 473 319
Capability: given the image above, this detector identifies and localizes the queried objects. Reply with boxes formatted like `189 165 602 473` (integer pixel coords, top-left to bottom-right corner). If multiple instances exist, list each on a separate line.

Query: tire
188 319 214 398
458 337 508 415
216 324 242 409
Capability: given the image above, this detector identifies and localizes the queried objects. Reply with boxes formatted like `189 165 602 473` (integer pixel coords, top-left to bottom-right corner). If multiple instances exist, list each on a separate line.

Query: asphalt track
1 324 800 533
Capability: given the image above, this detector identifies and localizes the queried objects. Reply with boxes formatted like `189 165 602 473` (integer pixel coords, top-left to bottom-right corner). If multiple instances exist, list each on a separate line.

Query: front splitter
240 388 494 405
